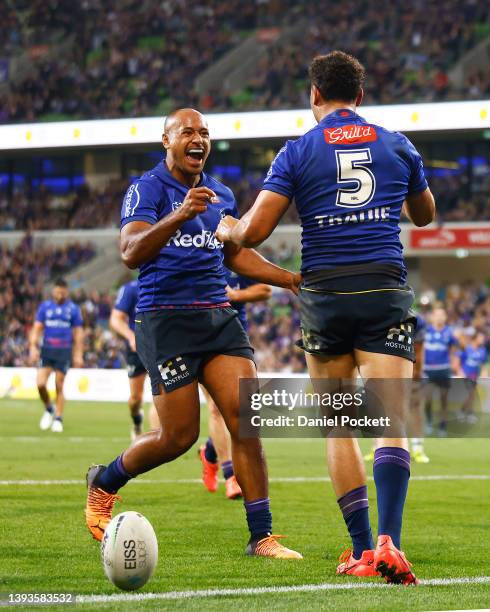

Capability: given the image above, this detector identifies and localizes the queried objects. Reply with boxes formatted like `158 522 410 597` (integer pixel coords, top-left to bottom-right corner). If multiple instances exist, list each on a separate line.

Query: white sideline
76 576 490 605
0 474 489 486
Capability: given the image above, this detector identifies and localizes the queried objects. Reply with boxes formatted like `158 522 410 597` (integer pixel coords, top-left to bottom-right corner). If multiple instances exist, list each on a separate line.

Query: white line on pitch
0 474 489 486
76 576 490 605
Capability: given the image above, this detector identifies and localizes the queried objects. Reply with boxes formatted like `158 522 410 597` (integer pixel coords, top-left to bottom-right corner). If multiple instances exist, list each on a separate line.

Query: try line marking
77 576 490 604
0 475 489 486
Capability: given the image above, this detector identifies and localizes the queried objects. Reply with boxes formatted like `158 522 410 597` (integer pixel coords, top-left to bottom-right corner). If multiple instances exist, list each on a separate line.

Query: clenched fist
176 187 219 221
215 215 239 243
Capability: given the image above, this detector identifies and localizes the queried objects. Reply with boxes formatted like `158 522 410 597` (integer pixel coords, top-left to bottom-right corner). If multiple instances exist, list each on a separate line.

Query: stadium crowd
1 0 489 122
0 235 489 372
1 172 489 231
1 0 285 123
214 0 490 111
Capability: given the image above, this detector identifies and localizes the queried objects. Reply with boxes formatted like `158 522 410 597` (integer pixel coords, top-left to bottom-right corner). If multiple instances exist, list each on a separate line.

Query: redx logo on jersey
323 125 377 145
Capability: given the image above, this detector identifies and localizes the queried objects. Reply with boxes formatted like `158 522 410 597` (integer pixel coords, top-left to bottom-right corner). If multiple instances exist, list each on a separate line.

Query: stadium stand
1 174 489 231
1 0 489 122
1 234 489 371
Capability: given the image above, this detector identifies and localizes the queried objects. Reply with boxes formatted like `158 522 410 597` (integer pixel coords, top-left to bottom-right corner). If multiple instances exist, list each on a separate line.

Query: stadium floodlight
0 100 488 151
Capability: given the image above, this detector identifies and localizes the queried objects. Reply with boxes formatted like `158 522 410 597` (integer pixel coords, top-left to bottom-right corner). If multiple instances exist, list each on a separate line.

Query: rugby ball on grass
101 511 158 591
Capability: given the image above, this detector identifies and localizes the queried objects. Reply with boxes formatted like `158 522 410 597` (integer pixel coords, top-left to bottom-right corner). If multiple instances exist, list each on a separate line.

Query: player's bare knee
157 426 199 458
129 394 142 409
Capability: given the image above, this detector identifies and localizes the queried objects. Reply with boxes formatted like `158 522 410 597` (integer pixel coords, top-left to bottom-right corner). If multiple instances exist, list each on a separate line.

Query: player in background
217 51 435 583
199 271 272 499
410 312 429 462
456 331 488 424
84 108 302 559
110 279 150 440
29 278 84 433
424 305 457 435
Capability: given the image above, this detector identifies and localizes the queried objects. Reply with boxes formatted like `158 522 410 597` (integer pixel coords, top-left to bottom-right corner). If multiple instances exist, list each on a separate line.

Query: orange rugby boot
246 535 303 559
374 535 418 585
225 475 242 499
84 465 121 542
336 548 378 577
198 445 219 493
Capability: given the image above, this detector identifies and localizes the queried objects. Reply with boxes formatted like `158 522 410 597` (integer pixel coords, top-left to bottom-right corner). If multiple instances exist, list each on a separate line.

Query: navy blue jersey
263 109 427 279
414 313 426 344
120 162 238 310
114 280 138 330
458 345 487 380
35 299 83 349
424 325 457 371
225 268 255 330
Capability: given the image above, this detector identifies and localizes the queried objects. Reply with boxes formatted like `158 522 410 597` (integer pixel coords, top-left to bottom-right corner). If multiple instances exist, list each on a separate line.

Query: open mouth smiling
186 148 205 163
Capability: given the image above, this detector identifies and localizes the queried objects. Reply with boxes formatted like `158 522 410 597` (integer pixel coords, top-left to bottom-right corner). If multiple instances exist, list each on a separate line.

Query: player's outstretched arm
216 190 290 248
121 186 217 268
403 188 436 227
224 243 301 294
226 283 272 303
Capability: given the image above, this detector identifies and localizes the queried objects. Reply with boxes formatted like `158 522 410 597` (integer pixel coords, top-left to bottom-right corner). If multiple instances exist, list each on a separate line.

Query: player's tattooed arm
121 187 217 268
29 321 43 365
216 191 290 248
224 243 301 295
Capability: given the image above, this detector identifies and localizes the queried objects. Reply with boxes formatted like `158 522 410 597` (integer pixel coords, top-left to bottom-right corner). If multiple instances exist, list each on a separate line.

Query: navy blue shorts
135 307 254 395
126 350 147 378
425 369 452 389
40 347 71 374
297 267 416 362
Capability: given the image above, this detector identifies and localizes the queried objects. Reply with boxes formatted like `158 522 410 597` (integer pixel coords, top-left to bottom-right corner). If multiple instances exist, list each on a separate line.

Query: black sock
131 412 143 426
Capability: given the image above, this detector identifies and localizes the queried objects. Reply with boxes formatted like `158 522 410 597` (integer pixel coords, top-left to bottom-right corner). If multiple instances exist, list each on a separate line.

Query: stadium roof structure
0 100 489 150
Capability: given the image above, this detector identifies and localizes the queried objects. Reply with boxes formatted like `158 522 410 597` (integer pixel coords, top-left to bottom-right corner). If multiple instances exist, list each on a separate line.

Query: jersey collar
154 161 206 189
319 108 364 126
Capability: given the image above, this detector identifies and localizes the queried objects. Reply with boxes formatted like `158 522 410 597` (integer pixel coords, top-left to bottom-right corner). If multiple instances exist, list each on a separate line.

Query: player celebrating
424 305 457 435
199 271 271 499
84 108 302 559
217 51 435 583
29 278 84 433
110 279 149 440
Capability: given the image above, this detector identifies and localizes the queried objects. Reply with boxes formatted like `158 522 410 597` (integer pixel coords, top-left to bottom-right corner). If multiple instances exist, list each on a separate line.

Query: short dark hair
54 278 68 288
309 51 365 103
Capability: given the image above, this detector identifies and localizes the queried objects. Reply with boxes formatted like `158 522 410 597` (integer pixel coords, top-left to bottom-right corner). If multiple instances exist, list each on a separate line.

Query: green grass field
1 398 490 611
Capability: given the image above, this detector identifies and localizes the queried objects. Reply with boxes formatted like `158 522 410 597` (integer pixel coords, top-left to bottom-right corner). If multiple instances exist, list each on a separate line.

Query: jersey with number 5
263 108 427 280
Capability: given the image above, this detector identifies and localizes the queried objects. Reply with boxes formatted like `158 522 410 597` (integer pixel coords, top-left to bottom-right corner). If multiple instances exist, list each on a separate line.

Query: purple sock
96 454 132 494
204 438 217 464
221 460 234 480
337 485 373 559
374 447 410 549
244 498 272 539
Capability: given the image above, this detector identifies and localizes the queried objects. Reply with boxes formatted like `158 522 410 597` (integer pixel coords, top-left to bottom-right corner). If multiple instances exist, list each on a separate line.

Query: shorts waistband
302 264 405 292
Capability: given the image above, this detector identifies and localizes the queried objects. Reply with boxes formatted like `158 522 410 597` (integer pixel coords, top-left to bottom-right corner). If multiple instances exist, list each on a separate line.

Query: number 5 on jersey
335 148 376 208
